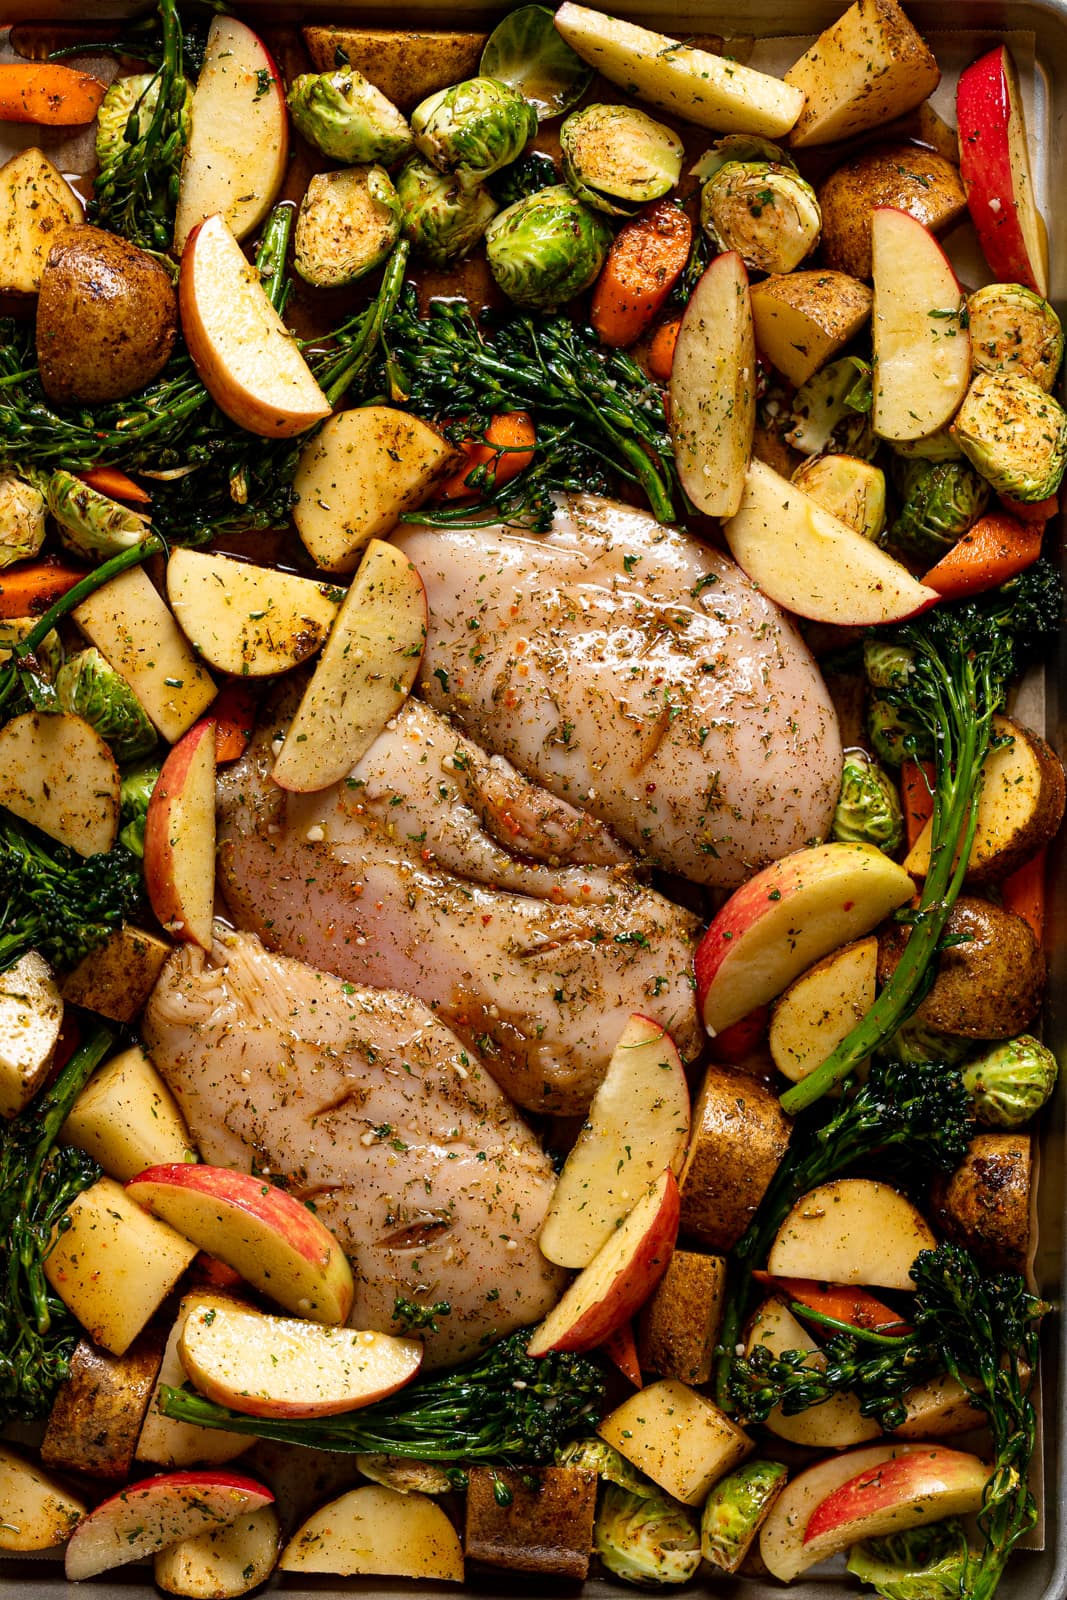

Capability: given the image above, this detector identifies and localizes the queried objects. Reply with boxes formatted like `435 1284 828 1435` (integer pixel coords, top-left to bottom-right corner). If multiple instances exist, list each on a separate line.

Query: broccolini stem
320 241 411 406
19 536 166 661
256 204 296 315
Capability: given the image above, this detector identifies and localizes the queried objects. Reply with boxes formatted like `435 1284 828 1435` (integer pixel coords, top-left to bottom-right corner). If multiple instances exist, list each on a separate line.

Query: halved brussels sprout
354 1454 453 1495
0 618 61 683
953 371 1067 501
396 155 499 268
294 166 402 288
786 356 875 459
831 749 904 855
847 1519 977 1600
288 69 412 165
0 472 46 568
119 759 162 857
480 4 593 121
968 282 1064 392
878 1018 974 1068
962 1034 1058 1128
891 425 964 463
412 77 537 187
556 1438 655 1495
56 649 158 765
46 470 152 564
96 71 193 175
886 456 990 564
691 134 795 184
560 103 684 215
867 696 931 769
594 1483 701 1587
485 184 612 311
792 454 886 540
863 638 916 693
700 1459 788 1574
701 160 820 274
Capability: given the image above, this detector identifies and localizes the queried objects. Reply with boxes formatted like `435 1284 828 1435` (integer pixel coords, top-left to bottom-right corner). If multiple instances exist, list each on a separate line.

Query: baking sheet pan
0 1 1064 1595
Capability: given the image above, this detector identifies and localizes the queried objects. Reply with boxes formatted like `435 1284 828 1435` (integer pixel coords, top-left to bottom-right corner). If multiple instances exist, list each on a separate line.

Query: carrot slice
921 512 1043 600
601 1320 643 1388
77 466 152 505
436 411 536 502
646 312 683 384
207 680 259 764
0 62 106 125
0 558 85 620
1002 846 1046 944
901 757 935 852
752 1272 913 1335
590 200 692 350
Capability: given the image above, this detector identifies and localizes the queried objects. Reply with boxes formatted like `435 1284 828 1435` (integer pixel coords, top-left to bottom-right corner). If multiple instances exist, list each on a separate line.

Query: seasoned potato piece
784 0 941 147
930 1133 1032 1275
465 1466 596 1579
598 1379 751 1505
818 143 968 281
280 1484 463 1580
0 147 84 295
637 1249 726 1384
0 1445 86 1552
60 1042 196 1181
767 1178 936 1289
60 925 172 1025
749 270 871 387
41 1326 166 1480
303 27 488 113
136 1293 253 1468
166 549 341 677
768 937 877 1085
678 1065 791 1252
896 1372 986 1439
744 1298 881 1448
0 949 62 1119
0 711 119 858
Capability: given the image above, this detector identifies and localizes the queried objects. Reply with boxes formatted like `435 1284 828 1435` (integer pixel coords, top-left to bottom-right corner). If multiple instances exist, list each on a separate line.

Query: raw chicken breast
217 695 700 1114
393 493 842 887
143 929 566 1366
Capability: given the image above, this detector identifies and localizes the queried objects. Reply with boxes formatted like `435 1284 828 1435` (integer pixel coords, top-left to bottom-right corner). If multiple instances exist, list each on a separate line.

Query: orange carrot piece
998 491 1057 524
77 465 152 505
1002 847 1046 944
707 1003 769 1064
901 757 935 852
208 680 259 764
752 1272 913 1335
921 512 1043 600
646 312 683 384
0 558 85 620
591 201 692 350
436 411 536 502
0 62 106 125
602 1321 643 1388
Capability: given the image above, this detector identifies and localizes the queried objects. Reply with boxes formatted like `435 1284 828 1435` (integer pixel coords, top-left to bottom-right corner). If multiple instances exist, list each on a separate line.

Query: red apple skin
706 1004 769 1064
957 47 1047 296
64 1470 273 1582
804 1446 991 1545
143 717 217 950
694 851 815 1005
601 1321 643 1388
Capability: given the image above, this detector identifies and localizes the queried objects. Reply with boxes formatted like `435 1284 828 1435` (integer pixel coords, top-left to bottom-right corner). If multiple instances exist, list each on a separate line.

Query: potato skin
465 1466 597 1579
36 224 177 403
637 1249 727 1384
818 142 967 280
878 895 1044 1038
41 1324 166 1480
678 1065 791 1251
930 1132 1032 1274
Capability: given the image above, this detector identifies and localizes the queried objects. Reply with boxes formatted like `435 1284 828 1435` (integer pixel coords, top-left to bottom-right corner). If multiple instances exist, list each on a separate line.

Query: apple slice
143 718 217 950
722 459 939 626
180 213 331 439
154 1505 281 1599
179 1300 420 1419
526 1169 679 1356
166 549 341 677
173 15 288 253
272 538 427 793
280 1484 464 1580
871 207 972 442
126 1164 354 1326
695 840 914 1037
767 1178 937 1290
957 46 1048 297
669 251 755 518
538 1014 690 1269
64 1470 274 1582
803 1446 991 1567
768 936 878 1084
0 1444 86 1552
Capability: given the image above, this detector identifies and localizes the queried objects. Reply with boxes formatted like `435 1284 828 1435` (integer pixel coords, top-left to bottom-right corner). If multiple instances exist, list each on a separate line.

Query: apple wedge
126 1163 354 1325
136 1293 255 1469
722 459 939 626
279 1484 464 1580
670 251 755 519
803 1446 991 1567
768 936 878 1084
0 711 119 858
155 1505 281 1599
166 549 341 677
143 718 217 950
871 207 972 442
179 1300 421 1418
695 841 914 1037
180 213 331 439
0 1444 86 1552
538 1014 690 1270
272 539 427 793
173 15 288 253
957 46 1048 297
767 1178 937 1290
526 1169 679 1356
64 1469 274 1582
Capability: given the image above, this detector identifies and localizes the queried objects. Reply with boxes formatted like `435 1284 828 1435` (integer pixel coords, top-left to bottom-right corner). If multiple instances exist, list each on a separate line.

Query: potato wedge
0 147 84 295
768 936 878 1084
598 1379 751 1505
0 711 119 857
784 0 941 147
465 1466 597 1579
293 406 457 575
61 1043 197 1181
279 1484 463 1580
637 1249 727 1385
678 1065 792 1252
819 143 968 281
136 1293 254 1469
41 1325 166 1481
896 1372 986 1439
60 924 172 1025
750 270 872 388
166 549 341 677
767 1178 936 1289
744 1298 881 1447
155 1505 281 1599
303 27 487 113
670 251 755 518
0 949 62 1119
930 1132 1032 1275
0 1444 86 1552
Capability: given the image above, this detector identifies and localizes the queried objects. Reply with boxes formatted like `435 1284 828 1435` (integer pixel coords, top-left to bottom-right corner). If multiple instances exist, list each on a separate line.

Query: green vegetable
866 696 931 769
0 1023 114 1423
831 750 904 854
953 371 1067 501
0 473 46 568
848 1521 977 1599
962 1034 1058 1129
700 1459 788 1573
691 133 796 183
556 1437 654 1494
485 184 612 311
878 1018 973 1069
791 454 886 540
594 1483 701 1587
46 470 153 565
786 356 875 459
479 5 593 121
158 1330 605 1465
700 159 821 274
294 166 402 288
55 650 157 765
892 426 965 463
412 77 536 187
863 638 917 693
489 149 559 208
396 154 498 267
118 760 162 859
287 68 412 165
560 103 683 215
887 456 990 565
968 282 1063 392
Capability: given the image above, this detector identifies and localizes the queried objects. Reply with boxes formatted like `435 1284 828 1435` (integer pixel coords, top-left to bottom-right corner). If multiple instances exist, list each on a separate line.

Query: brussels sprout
967 282 1064 392
480 4 593 121
412 77 537 187
294 166 402 288
46 470 152 564
953 371 1067 501
489 149 559 208
792 454 886 540
847 1519 976 1599
0 618 61 682
354 1454 453 1495
863 639 916 693
287 68 412 165
119 759 162 858
700 1459 788 1574
0 472 46 568
96 71 193 174
556 1438 655 1495
786 357 875 460
396 155 499 268
594 1483 701 1587
886 456 990 564
891 426 964 463
867 696 931 769
961 1034 1058 1128
831 749 904 855
691 134 796 183
485 185 612 311
56 649 158 765
879 1018 974 1068
561 103 683 215
701 160 820 274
